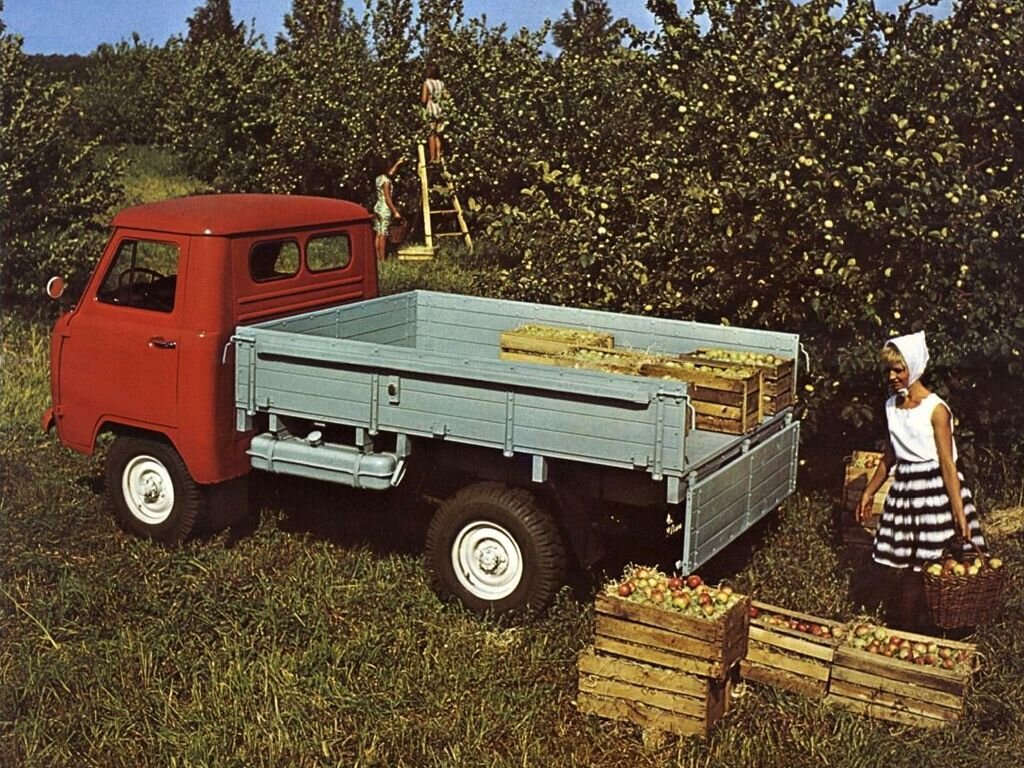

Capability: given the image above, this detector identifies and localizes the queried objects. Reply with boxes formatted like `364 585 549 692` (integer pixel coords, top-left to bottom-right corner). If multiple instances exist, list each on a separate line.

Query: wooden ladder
398 143 472 260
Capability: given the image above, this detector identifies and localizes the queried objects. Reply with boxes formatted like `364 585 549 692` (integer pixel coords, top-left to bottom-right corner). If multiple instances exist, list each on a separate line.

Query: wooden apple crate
739 601 840 698
561 344 650 376
686 349 796 415
592 593 750 680
841 450 893 526
577 649 733 740
498 325 614 357
641 360 763 434
827 631 977 728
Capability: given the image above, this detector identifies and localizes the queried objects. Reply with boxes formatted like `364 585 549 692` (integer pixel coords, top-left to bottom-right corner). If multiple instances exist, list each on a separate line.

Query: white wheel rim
122 455 175 525
451 521 524 601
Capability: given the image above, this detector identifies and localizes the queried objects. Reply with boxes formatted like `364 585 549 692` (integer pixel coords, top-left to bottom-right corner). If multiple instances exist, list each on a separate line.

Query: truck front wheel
425 483 566 618
106 436 202 545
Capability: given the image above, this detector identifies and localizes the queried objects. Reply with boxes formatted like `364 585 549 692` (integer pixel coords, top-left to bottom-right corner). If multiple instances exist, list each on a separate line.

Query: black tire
424 482 566 618
105 436 203 545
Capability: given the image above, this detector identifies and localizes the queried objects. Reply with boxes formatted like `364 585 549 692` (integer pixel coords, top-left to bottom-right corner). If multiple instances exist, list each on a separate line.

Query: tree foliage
187 0 244 45
0 2 122 313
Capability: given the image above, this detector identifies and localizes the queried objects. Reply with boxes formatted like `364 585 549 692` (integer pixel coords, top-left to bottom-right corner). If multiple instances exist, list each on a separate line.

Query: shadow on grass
242 471 432 558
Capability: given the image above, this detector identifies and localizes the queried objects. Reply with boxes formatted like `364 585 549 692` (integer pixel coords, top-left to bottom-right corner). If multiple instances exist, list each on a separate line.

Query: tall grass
3 412 1022 766
0 321 51 429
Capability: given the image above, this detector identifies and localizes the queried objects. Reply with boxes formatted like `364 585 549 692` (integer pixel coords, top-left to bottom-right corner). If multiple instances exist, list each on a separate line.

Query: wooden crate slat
577 692 711 737
744 643 831 682
578 674 709 719
748 625 835 663
832 647 970 696
500 327 614 354
739 660 828 698
828 679 961 723
594 594 732 643
593 636 723 678
577 649 709 698
596 614 725 659
827 693 950 729
497 350 572 366
829 663 965 710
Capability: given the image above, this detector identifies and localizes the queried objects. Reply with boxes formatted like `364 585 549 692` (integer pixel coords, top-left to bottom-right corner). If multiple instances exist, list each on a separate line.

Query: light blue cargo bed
234 291 801 571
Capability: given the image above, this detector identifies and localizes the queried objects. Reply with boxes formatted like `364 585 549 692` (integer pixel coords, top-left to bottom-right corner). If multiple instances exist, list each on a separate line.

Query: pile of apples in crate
748 604 844 641
604 565 744 619
847 621 973 670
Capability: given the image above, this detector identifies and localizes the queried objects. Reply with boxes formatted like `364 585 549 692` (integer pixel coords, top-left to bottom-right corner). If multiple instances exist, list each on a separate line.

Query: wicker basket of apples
923 544 1006 629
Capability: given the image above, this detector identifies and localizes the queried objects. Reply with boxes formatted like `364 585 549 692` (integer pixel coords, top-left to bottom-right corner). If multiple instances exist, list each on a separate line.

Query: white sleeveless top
885 392 956 463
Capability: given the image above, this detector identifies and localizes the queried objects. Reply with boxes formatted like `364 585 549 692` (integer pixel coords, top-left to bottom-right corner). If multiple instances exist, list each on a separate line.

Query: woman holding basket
856 331 987 631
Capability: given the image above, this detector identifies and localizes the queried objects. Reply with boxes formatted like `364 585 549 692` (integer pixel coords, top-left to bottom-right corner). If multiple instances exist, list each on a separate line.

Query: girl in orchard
856 331 987 631
421 62 446 164
372 155 404 262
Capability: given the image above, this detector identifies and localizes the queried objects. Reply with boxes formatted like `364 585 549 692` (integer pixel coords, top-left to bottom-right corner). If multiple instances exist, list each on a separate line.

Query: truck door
57 235 185 441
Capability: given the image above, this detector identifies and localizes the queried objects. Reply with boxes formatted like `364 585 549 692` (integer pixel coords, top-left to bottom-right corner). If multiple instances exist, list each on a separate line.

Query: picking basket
388 218 409 245
923 543 1006 629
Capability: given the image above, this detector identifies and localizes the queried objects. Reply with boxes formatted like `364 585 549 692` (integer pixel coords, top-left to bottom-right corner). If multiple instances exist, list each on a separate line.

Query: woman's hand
855 493 873 524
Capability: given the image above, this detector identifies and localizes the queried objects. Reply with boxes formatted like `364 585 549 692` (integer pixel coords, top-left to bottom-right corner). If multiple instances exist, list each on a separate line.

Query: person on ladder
372 154 405 262
421 62 447 165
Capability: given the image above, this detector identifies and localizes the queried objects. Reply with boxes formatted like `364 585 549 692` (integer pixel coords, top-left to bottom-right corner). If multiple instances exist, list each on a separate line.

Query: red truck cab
44 194 377 541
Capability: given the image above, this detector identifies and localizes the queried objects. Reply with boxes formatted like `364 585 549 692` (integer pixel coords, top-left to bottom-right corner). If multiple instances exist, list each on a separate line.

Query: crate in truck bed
641 360 762 434
739 601 842 698
499 324 614 357
682 348 796 415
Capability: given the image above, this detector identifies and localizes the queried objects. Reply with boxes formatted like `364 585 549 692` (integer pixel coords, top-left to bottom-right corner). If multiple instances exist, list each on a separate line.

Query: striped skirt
872 460 986 571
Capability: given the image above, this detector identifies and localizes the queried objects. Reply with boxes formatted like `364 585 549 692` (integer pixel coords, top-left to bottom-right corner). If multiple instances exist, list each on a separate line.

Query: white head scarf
886 331 929 388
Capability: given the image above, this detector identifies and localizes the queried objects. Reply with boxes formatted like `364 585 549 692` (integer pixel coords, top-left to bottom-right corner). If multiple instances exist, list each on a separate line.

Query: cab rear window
307 233 352 272
249 240 300 282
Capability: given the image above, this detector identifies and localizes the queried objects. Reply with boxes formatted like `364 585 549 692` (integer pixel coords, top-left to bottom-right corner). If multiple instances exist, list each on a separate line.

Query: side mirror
46 276 66 299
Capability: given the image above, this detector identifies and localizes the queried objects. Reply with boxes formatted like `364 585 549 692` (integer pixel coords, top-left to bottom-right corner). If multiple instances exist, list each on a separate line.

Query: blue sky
5 1 952 55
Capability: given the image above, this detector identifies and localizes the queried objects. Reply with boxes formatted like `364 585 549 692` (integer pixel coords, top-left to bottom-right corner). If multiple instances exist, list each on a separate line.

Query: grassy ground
3 151 1023 766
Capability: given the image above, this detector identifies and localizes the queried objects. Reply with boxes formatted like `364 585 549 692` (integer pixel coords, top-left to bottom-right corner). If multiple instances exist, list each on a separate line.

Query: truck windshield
96 239 179 313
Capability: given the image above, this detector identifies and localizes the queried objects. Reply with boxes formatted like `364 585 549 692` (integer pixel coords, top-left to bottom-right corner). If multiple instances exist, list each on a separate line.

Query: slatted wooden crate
827 630 976 728
641 361 763 434
685 349 796 415
739 601 841 698
592 593 750 680
842 450 893 521
577 649 733 739
499 325 614 356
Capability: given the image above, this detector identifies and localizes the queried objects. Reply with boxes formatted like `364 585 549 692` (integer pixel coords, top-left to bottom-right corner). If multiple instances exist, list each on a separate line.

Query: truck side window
96 239 179 312
250 241 300 282
307 233 351 273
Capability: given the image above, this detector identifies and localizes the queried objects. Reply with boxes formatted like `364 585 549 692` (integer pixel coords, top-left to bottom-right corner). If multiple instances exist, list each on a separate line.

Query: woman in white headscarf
856 331 986 630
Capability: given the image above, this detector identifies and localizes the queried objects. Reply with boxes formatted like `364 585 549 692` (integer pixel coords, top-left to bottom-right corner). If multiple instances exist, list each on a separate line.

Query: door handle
149 337 177 350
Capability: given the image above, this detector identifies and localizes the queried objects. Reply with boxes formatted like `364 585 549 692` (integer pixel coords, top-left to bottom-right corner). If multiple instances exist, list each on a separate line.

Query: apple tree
0 3 122 313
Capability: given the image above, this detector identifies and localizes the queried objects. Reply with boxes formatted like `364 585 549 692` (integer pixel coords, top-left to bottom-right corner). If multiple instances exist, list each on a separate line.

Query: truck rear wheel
106 436 202 545
425 482 566 618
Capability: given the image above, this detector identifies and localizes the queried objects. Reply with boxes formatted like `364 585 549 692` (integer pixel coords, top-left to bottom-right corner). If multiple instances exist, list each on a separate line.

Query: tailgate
677 419 800 573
